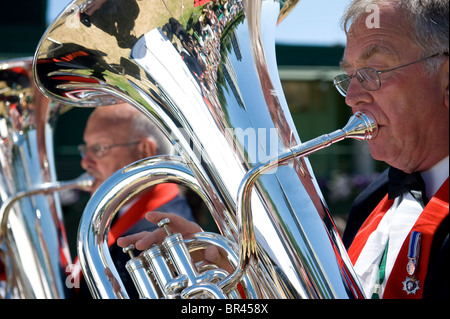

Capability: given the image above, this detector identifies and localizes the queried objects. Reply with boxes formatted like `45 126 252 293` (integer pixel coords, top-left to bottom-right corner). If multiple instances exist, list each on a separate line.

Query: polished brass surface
0 57 93 298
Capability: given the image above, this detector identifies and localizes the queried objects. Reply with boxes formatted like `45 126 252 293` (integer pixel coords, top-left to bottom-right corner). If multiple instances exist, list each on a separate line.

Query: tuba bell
33 0 374 299
0 57 93 298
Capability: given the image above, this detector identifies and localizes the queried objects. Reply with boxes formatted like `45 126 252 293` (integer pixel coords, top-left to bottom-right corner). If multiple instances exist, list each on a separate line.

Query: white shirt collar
421 156 449 200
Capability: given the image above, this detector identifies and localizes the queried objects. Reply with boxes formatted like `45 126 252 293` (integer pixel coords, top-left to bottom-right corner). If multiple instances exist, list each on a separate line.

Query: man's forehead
340 44 396 70
85 117 130 138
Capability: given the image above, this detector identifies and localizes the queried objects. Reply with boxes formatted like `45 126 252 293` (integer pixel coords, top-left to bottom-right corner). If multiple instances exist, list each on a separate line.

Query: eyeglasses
333 53 447 97
78 141 140 158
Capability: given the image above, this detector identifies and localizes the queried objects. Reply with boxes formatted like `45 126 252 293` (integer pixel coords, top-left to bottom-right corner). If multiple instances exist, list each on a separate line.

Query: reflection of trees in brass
160 0 244 108
216 12 245 108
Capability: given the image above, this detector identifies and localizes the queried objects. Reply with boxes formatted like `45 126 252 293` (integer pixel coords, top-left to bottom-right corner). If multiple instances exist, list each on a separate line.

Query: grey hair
129 112 174 155
342 0 449 74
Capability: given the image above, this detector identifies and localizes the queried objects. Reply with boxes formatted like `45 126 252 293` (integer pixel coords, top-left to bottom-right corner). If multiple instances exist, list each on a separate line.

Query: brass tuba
0 58 93 298
33 0 375 298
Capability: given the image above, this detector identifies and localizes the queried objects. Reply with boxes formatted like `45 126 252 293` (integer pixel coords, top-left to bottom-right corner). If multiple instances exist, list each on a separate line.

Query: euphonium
0 58 93 298
33 0 375 298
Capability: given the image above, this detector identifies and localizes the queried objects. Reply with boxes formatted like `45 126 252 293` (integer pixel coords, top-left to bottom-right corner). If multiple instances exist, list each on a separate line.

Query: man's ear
138 138 157 158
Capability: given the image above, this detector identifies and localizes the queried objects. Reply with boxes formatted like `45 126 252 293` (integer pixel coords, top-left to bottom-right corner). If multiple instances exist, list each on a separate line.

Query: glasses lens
91 145 106 158
78 144 107 158
357 68 381 91
333 74 351 97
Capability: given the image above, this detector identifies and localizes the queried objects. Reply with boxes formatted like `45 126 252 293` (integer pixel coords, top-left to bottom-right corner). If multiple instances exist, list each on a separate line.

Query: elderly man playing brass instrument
118 0 449 299
77 103 196 298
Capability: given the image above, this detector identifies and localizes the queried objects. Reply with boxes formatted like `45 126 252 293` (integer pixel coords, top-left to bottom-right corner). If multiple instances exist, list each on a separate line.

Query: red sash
348 178 449 299
0 263 4 281
108 183 179 246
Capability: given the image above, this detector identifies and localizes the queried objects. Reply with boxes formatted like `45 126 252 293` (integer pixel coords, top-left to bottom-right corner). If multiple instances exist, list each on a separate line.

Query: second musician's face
81 115 140 194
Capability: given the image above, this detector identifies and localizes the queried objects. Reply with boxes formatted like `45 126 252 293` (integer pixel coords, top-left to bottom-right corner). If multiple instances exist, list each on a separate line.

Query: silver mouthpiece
343 111 378 141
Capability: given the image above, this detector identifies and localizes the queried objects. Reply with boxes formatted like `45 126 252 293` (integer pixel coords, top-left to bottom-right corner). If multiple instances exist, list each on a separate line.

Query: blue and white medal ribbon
402 231 421 295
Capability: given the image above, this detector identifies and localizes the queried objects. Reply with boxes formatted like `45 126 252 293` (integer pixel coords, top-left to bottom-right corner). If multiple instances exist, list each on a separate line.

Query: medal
402 231 421 295
402 276 420 295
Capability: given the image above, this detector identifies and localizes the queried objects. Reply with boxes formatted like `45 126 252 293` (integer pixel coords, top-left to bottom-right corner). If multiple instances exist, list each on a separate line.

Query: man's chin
367 141 395 166
367 142 384 162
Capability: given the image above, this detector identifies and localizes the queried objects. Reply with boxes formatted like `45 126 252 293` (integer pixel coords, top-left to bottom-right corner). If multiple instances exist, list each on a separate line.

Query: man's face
81 113 141 194
341 5 448 173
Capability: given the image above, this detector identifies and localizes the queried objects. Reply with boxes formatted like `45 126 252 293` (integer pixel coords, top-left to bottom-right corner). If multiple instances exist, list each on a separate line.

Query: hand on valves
117 211 233 273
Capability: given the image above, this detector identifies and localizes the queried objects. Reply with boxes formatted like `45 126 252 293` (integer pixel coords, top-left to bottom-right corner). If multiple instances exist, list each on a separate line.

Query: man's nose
345 78 374 108
80 150 95 170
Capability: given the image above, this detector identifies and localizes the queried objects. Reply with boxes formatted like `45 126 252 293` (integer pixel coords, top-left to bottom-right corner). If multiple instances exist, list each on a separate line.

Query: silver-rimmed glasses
78 141 140 158
333 53 447 97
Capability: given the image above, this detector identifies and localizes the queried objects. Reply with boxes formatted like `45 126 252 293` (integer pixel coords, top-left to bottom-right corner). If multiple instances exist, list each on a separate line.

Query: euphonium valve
123 244 161 299
123 218 238 299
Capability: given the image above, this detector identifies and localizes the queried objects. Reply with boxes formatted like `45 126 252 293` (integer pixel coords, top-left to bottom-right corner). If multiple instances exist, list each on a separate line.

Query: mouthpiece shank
290 111 377 160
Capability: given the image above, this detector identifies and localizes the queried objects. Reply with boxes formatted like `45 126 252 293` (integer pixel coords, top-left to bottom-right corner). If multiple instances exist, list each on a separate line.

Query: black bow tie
388 167 429 208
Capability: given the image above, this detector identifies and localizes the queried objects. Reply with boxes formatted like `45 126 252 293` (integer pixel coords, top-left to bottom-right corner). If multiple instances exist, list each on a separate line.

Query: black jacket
342 168 449 299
